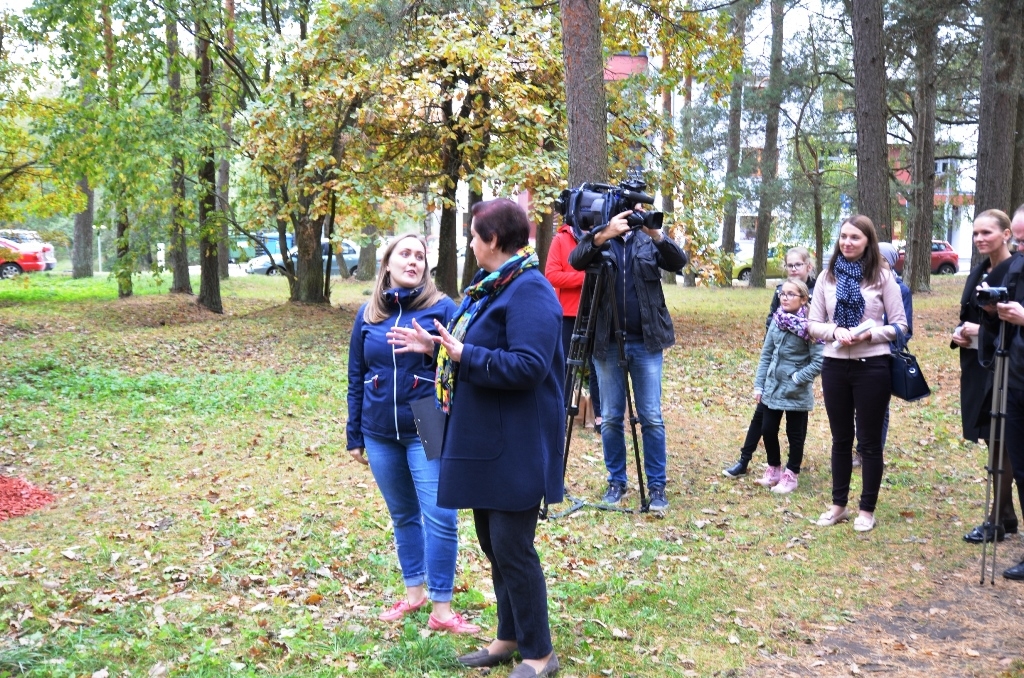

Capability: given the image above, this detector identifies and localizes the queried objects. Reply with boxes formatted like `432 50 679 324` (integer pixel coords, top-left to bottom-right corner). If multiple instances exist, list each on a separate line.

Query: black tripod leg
982 321 1010 584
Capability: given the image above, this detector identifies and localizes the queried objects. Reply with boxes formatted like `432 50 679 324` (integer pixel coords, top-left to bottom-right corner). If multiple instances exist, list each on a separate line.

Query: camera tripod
542 254 649 520
981 318 1012 584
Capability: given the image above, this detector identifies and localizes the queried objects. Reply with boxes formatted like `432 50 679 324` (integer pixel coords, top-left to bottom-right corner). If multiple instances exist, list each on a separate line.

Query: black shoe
723 460 749 478
458 648 516 668
1002 559 1024 581
963 521 1006 544
601 482 627 505
1006 519 1019 535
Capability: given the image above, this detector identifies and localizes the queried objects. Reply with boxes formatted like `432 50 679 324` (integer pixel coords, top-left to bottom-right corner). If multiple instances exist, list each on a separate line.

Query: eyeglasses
777 291 803 299
785 262 807 270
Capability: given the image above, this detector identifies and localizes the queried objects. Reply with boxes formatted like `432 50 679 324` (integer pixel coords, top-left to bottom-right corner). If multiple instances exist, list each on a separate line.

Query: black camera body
554 179 663 233
977 286 1010 305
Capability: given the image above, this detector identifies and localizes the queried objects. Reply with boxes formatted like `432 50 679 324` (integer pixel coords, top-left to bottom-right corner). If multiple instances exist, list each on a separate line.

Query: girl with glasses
724 247 817 478
744 279 824 493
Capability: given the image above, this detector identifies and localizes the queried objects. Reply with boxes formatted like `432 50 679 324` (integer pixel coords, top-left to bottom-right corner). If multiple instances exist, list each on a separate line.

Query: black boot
1003 558 1024 581
723 457 750 478
963 521 1007 544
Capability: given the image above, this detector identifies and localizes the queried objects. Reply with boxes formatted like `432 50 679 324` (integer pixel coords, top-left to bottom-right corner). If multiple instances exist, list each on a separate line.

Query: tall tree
974 0 1024 225
560 0 607 185
902 3 946 293
750 0 785 289
196 17 222 313
71 176 94 278
166 2 191 294
850 0 891 239
720 1 749 284
215 0 234 280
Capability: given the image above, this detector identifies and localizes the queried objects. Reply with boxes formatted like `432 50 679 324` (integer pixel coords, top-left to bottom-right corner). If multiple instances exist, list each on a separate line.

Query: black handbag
890 325 931 401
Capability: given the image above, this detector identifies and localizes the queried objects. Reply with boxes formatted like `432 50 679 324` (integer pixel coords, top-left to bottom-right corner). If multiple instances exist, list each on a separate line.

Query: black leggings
761 406 808 473
821 356 891 513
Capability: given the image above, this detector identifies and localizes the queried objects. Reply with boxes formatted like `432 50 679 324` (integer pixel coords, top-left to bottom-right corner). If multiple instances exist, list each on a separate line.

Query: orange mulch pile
0 475 55 521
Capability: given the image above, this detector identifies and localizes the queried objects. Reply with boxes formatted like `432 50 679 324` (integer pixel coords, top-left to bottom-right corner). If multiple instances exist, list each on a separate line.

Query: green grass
0 273 1009 676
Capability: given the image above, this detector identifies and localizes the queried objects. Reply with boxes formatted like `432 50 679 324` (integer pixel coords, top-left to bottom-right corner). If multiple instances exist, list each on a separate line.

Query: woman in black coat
955 209 1019 543
390 198 563 678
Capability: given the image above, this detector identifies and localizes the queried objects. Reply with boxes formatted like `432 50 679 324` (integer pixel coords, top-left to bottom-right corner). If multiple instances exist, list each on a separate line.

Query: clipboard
410 396 447 460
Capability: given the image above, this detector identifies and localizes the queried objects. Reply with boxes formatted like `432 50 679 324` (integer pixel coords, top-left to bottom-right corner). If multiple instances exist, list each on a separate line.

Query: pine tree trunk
851 0 892 239
751 0 784 289
1012 91 1024 211
560 0 608 185
975 0 1024 221
907 19 938 293
72 176 94 278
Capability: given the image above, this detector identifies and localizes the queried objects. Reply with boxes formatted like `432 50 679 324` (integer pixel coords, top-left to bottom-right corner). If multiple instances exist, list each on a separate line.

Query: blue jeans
594 340 667 489
364 433 459 602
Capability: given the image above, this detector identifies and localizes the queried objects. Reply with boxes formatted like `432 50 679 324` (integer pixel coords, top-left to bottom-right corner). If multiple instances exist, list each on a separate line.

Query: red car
894 240 959 275
0 236 48 279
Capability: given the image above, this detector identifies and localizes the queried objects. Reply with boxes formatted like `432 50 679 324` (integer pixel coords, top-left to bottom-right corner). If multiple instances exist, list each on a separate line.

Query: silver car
246 239 359 276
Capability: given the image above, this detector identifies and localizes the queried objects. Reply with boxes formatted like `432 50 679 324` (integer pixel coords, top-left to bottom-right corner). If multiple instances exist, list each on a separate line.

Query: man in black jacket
569 208 686 512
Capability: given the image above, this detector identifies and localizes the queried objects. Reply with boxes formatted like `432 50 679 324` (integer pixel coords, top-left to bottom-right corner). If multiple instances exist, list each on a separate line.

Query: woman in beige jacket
807 215 908 533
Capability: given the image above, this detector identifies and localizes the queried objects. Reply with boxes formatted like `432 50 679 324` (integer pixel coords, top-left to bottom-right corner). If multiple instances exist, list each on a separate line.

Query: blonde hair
363 234 447 324
781 278 811 304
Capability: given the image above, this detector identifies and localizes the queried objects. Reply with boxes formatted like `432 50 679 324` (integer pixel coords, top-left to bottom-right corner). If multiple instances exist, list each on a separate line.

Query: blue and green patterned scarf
435 245 538 413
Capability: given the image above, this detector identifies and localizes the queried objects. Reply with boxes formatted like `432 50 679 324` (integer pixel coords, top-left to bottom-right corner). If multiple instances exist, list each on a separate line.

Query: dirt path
751 560 1024 677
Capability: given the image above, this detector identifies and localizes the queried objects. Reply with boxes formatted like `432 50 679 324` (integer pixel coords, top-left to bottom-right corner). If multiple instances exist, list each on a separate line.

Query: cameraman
979 203 1024 580
569 207 686 512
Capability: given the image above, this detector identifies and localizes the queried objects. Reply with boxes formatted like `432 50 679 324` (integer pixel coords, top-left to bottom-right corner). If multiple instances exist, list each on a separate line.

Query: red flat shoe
427 612 480 634
378 597 428 622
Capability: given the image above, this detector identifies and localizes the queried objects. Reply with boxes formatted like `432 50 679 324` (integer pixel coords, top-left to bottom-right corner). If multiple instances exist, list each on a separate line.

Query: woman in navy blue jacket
391 199 564 678
346 234 478 634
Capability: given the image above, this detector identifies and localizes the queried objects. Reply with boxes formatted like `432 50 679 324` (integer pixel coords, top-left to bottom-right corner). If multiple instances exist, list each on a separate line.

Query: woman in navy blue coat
346 234 478 634
390 199 564 678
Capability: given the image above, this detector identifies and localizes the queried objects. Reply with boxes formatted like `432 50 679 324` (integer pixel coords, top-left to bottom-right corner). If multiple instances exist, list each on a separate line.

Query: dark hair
976 208 1011 231
827 214 884 286
471 198 531 254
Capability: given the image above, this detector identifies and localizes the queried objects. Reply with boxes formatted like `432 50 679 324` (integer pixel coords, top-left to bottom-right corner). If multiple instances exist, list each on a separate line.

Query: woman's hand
951 322 979 347
349 448 368 465
996 301 1024 326
388 317 436 354
432 318 464 362
832 327 869 346
754 392 762 403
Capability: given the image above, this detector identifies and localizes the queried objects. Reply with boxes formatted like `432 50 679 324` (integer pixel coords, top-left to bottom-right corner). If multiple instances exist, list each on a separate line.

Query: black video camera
977 286 1010 305
554 179 663 233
